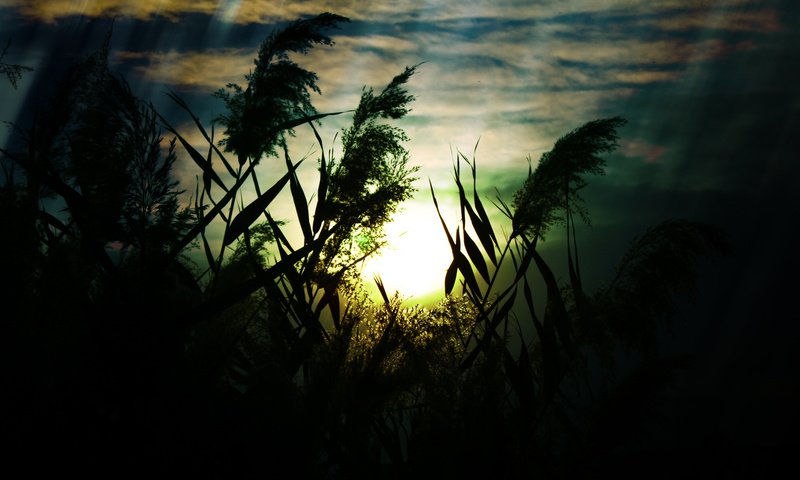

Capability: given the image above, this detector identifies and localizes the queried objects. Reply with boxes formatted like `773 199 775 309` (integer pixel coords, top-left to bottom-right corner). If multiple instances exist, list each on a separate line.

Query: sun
360 202 453 303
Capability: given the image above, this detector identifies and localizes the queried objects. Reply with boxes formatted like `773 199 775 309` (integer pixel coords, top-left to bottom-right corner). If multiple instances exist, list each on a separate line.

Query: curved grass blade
223 160 302 246
444 259 457 296
308 121 328 234
464 230 490 282
156 111 228 193
270 110 352 139
455 168 496 267
166 91 237 178
283 144 313 243
429 179 456 249
470 158 498 257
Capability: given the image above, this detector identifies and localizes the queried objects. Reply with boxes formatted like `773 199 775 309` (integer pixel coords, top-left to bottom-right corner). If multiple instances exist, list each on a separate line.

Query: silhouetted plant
424 120 729 476
215 13 349 164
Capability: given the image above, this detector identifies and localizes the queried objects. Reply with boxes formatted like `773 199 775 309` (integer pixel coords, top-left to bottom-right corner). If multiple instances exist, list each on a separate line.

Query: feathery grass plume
321 65 420 268
215 13 349 163
512 117 626 240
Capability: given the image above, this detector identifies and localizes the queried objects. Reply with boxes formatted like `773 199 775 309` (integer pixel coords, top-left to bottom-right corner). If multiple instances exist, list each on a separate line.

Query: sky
1 0 799 444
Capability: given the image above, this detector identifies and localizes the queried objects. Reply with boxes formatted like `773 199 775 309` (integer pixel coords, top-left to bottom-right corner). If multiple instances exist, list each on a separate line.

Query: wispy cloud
114 48 255 91
1 0 776 27
641 8 782 33
27 0 785 201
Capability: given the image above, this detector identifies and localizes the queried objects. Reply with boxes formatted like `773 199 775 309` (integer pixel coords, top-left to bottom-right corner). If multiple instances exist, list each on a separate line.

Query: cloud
0 0 772 26
548 39 756 66
114 48 255 91
642 8 783 33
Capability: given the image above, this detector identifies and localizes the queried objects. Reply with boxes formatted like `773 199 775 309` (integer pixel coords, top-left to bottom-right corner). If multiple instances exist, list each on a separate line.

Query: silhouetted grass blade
271 111 351 139
315 282 341 330
455 167 496 268
429 179 457 250
460 287 517 371
444 259 457 295
266 212 294 256
157 112 229 193
374 275 391 306
166 90 237 178
223 160 302 246
308 121 328 234
283 144 312 243
464 230 490 282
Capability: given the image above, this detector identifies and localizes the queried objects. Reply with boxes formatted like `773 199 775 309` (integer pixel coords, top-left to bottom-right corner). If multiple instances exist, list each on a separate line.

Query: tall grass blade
271 110 352 139
308 121 328 234
283 144 313 243
429 179 456 250
157 113 228 193
455 169 496 267
315 281 341 329
266 212 295 255
165 91 237 178
186 227 338 327
469 158 499 254
223 160 303 246
374 275 391 306
444 259 458 295
464 230 490 283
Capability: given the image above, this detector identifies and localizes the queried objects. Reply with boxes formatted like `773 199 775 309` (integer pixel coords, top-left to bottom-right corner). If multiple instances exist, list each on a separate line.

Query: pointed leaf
308 121 328 234
266 212 295 255
223 160 302 246
166 90 238 177
455 251 481 297
270 110 352 138
470 159 498 247
284 144 312 243
444 259 458 296
157 111 228 192
456 169 496 266
464 231 490 282
430 179 456 250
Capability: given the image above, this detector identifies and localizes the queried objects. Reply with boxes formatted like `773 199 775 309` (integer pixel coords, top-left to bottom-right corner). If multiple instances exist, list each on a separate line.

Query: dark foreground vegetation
2 14 732 478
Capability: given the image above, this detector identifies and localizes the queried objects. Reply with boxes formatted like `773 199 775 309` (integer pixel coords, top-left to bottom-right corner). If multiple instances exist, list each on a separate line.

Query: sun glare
360 201 453 303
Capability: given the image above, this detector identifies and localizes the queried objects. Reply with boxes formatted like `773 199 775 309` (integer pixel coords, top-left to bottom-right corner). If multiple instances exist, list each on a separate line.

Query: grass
0 14 730 478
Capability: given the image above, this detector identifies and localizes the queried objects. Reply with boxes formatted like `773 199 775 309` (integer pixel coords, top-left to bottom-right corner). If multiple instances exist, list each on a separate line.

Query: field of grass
1 14 732 478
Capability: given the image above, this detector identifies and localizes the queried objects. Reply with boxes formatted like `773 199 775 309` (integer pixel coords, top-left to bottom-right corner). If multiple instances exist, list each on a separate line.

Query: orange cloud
114 48 255 91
